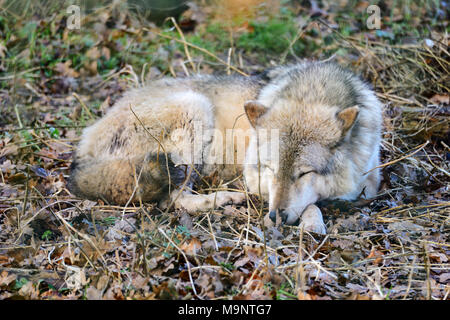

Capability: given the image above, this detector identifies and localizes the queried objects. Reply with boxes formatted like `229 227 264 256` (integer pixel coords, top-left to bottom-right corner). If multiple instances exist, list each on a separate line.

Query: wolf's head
243 65 360 224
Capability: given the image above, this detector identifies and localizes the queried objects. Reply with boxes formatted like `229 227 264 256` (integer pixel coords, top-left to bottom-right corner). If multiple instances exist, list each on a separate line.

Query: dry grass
0 1 448 300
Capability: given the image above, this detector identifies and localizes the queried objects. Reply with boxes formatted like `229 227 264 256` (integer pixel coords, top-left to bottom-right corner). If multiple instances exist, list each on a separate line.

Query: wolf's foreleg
168 190 246 213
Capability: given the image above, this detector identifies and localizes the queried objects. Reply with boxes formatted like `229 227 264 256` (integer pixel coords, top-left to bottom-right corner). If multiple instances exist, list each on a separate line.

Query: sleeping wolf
68 62 382 234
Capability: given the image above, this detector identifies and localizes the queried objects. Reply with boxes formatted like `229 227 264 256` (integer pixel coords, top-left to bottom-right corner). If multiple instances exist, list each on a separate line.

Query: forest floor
0 0 448 300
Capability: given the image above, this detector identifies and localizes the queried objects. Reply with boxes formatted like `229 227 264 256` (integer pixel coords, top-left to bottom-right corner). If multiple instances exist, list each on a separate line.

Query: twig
169 17 196 73
73 93 94 119
296 225 306 295
364 141 430 175
19 166 30 233
158 227 197 296
0 124 87 132
422 242 432 300
402 256 417 300
129 105 172 195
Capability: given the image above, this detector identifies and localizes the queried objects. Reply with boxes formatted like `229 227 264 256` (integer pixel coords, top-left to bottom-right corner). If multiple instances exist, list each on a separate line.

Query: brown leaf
39 290 64 300
347 292 372 300
86 287 103 300
86 47 101 60
195 273 212 291
430 94 449 105
0 255 12 266
234 256 250 268
60 246 80 265
55 60 79 78
64 266 88 290
36 147 60 163
297 291 313 300
0 271 17 287
96 275 110 291
179 237 202 256
103 284 124 300
429 252 448 263
8 172 27 184
19 281 40 299
367 247 384 265
0 144 18 157
130 274 148 290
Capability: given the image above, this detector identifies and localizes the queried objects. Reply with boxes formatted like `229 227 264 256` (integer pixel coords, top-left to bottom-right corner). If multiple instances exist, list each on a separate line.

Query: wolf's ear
244 100 269 128
337 106 359 135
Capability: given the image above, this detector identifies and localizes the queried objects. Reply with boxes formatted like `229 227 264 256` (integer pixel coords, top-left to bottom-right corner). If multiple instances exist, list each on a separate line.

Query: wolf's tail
67 153 176 205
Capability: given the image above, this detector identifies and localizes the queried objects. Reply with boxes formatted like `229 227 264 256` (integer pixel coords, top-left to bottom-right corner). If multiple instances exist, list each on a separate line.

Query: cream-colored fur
69 62 382 234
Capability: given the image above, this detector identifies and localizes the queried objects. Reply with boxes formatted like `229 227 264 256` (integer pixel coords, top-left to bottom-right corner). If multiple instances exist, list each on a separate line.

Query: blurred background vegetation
0 0 448 300
0 0 446 79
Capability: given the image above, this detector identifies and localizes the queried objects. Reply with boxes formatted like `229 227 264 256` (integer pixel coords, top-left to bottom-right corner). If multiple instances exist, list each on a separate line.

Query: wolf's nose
270 209 288 224
269 210 277 223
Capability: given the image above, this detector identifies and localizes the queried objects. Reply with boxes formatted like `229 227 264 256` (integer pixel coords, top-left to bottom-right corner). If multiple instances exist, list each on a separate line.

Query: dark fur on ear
337 105 359 136
244 100 269 128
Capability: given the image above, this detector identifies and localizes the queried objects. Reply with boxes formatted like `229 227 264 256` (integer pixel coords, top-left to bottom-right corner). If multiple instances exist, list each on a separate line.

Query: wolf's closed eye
295 170 315 180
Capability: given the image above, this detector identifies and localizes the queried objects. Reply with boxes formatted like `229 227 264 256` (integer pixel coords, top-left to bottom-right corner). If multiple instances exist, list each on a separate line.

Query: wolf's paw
214 191 246 207
172 191 246 213
299 205 326 235
282 211 300 225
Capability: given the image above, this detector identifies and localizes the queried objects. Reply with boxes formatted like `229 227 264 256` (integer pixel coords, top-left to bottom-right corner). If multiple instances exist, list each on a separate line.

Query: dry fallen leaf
86 46 101 60
430 94 449 105
367 247 384 265
55 60 80 78
429 252 448 263
179 237 202 256
297 291 313 300
64 266 88 291
86 287 103 300
0 144 18 158
0 271 17 287
19 281 40 299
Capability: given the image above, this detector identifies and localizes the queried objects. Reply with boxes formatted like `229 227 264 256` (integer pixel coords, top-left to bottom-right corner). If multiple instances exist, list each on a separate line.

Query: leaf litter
0 0 448 300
